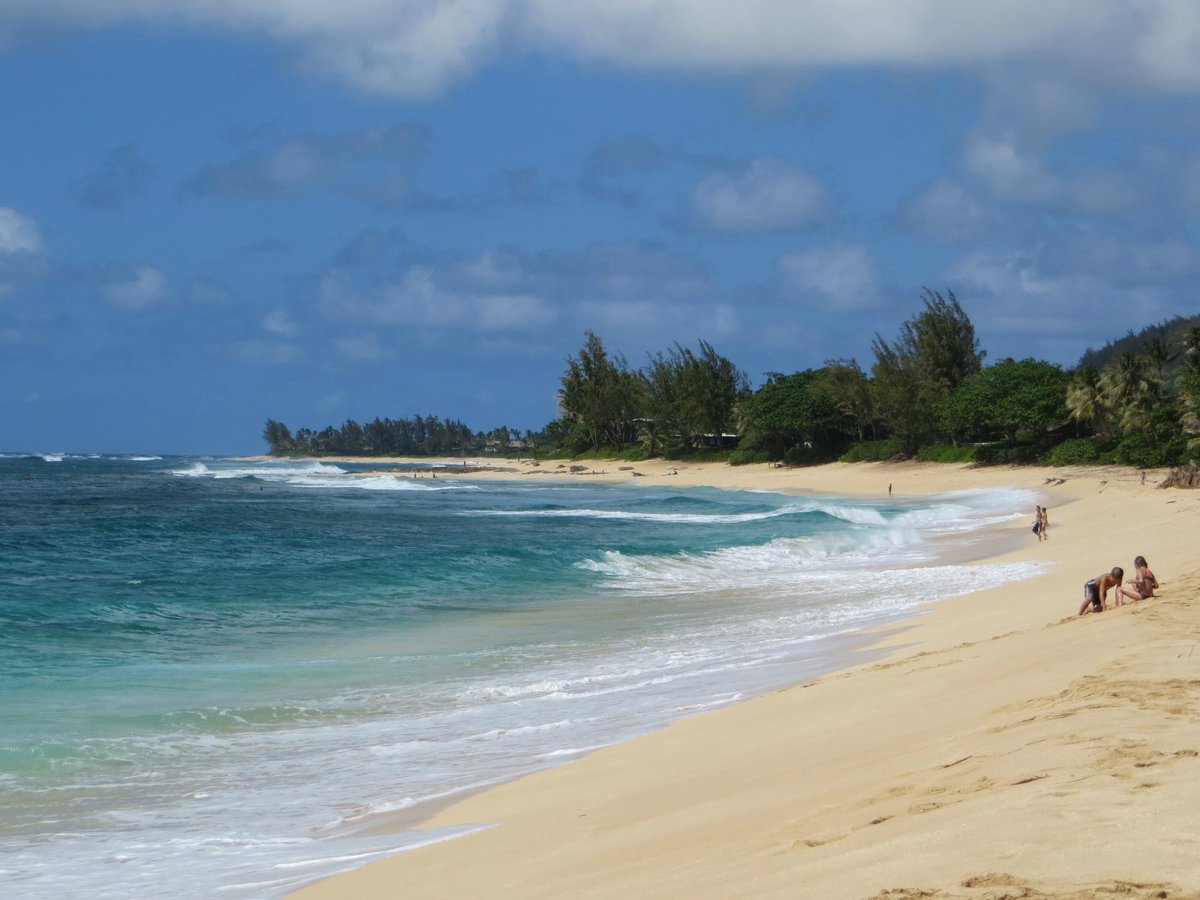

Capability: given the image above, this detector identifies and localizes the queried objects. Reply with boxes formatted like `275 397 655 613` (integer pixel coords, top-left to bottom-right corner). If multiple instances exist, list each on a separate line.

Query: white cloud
779 243 883 311
319 267 556 333
1133 1 1200 91
945 243 1184 362
7 2 1200 98
0 206 44 254
574 298 738 347
900 178 992 242
263 308 299 337
688 159 827 233
102 266 168 309
963 133 1060 203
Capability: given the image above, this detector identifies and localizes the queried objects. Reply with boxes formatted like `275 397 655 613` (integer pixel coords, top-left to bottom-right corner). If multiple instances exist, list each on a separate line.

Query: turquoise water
0 454 1039 897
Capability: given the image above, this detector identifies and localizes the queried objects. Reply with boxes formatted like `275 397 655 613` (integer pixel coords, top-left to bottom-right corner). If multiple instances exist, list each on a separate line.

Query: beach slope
294 462 1200 899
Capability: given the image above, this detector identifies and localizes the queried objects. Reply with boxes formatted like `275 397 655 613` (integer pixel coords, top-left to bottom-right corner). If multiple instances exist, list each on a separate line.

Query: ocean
0 454 1040 897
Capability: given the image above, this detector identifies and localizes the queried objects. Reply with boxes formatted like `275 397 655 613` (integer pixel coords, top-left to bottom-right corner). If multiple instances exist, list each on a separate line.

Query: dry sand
293 459 1200 899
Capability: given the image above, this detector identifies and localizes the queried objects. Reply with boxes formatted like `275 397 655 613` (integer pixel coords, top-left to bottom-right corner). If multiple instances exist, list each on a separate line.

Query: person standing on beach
1039 506 1049 540
1033 505 1044 542
1078 567 1124 615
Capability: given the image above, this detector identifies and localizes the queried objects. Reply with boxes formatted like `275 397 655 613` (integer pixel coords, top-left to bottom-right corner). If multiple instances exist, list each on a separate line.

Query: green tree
558 331 643 450
941 359 1068 443
1178 367 1200 454
910 288 985 413
642 340 748 450
870 333 924 454
1101 350 1158 435
738 369 851 461
813 358 874 441
262 419 293 453
870 289 984 453
1066 365 1109 437
1182 326 1200 374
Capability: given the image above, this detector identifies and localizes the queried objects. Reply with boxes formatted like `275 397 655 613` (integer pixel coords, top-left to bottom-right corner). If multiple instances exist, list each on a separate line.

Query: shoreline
293 460 1200 899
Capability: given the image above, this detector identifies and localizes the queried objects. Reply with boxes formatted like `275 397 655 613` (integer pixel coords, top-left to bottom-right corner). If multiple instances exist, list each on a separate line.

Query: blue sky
3 2 1200 455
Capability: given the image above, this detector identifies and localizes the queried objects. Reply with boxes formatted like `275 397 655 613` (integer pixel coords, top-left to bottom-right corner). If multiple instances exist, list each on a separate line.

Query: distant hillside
1078 312 1200 372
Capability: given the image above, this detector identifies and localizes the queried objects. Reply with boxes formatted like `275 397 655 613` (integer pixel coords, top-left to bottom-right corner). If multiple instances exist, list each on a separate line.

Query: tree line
264 292 1200 468
262 415 528 457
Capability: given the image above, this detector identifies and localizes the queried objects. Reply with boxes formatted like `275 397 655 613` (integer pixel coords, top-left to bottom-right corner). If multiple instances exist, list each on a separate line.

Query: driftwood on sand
1158 462 1200 489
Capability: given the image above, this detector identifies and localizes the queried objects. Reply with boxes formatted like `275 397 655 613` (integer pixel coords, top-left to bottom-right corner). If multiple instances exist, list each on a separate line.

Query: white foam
171 460 345 480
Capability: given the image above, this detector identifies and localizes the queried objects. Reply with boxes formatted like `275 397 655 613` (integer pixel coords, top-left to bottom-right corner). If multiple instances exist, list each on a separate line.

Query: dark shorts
1084 579 1101 611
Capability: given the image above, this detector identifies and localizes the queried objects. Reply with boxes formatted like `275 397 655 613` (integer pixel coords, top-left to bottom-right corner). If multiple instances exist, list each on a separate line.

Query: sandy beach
293 459 1200 899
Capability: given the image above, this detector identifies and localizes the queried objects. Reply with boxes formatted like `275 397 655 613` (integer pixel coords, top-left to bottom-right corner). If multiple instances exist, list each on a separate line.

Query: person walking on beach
1039 506 1049 540
1078 567 1124 615
1117 556 1159 603
1033 505 1044 542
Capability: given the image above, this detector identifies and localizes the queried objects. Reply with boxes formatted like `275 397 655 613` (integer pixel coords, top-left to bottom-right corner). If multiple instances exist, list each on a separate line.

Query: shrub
1110 433 1188 468
973 442 1040 465
1044 438 1102 467
783 445 829 466
915 444 976 463
728 449 770 466
840 439 906 462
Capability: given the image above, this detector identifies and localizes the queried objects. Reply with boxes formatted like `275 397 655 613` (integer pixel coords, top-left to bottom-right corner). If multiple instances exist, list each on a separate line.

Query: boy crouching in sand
1078 567 1124 615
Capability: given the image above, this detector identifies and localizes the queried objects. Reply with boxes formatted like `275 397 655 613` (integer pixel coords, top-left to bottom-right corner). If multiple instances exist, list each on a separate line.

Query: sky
3 2 1200 455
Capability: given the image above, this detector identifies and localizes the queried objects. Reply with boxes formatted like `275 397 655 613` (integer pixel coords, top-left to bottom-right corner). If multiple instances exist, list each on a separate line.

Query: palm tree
1183 326 1200 374
1101 351 1156 435
637 418 666 457
1143 337 1177 390
1066 365 1109 436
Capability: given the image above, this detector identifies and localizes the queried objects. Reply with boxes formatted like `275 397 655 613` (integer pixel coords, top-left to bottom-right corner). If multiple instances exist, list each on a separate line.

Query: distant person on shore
1033 505 1044 541
1117 556 1159 603
1078 567 1124 615
888 483 892 496
1039 505 1049 539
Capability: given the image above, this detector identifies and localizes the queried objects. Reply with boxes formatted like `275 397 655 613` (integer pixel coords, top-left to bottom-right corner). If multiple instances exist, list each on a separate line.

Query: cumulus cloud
102 266 168 310
945 239 1191 362
575 298 737 344
900 178 994 242
4 2 1200 99
73 143 154 209
0 206 44 254
687 159 827 233
963 133 1061 204
263 308 299 337
779 243 883 311
316 240 726 348
319 267 557 333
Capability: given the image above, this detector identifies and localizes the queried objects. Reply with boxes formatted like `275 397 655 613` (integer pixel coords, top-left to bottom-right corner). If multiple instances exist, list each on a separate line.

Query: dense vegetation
264 290 1200 468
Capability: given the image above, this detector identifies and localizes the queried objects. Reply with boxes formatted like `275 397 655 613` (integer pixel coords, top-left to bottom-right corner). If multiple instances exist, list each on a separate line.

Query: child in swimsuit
1078 567 1124 615
1117 556 1159 603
